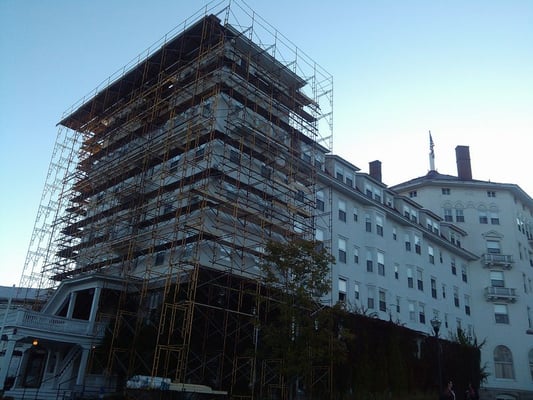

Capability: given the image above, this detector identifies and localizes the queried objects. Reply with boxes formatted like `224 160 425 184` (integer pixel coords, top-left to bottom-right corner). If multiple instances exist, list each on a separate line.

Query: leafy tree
258 239 346 399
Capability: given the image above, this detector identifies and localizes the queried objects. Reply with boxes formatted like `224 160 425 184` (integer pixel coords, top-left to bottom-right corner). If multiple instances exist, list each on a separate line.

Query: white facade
318 155 477 338
392 147 533 398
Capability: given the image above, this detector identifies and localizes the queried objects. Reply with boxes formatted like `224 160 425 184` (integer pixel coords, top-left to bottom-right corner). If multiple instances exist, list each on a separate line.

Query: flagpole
429 131 435 171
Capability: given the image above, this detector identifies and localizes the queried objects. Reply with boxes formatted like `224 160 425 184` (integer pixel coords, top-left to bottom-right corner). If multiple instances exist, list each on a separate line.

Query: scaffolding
18 1 333 398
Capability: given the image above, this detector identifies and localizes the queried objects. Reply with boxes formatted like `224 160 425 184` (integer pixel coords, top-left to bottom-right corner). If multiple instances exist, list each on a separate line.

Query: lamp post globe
430 317 441 337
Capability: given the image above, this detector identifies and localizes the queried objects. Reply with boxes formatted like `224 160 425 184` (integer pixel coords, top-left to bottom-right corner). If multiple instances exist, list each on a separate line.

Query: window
230 150 240 163
394 264 399 280
461 265 468 283
453 287 460 308
409 190 417 198
338 238 347 263
155 252 165 266
428 246 435 264
376 215 383 236
338 200 346 222
295 190 304 202
345 172 354 187
442 188 451 195
487 240 501 254
450 232 461 247
414 235 421 254
353 247 359 264
379 290 387 312
374 189 382 202
365 214 372 232
195 146 205 160
444 208 453 222
354 283 360 300
366 250 374 272
353 207 358 222
408 301 416 321
316 191 324 212
417 269 424 291
490 271 505 288
395 296 401 313
464 295 471 315
407 267 414 288
487 191 496 198
367 286 375 309
479 210 488 224
451 259 457 275
169 159 179 173
261 164 271 178
419 302 426 324
431 278 437 299
442 284 447 299
163 203 174 214
405 234 411 251
494 345 515 379
338 278 347 303
456 208 465 222
490 211 500 225
392 228 397 240
335 166 344 182
377 252 385 276
315 228 324 242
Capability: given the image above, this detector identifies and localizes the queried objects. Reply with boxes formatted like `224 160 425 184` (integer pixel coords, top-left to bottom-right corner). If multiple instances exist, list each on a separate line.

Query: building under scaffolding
3 2 333 399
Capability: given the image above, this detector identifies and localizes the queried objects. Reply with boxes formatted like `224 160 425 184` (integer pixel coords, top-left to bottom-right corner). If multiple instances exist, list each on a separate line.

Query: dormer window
345 172 354 187
335 165 344 182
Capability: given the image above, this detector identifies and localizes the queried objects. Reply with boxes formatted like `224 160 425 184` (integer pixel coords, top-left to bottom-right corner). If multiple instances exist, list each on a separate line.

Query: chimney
369 160 382 182
455 146 472 180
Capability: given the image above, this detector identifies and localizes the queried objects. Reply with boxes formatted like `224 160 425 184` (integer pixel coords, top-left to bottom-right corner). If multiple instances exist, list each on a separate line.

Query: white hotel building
392 146 533 399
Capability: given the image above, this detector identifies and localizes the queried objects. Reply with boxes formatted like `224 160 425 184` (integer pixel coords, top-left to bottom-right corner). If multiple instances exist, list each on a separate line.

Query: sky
1 0 532 287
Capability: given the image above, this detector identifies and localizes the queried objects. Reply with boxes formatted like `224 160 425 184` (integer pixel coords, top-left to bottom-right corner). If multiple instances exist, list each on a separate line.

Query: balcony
484 286 518 303
482 253 513 269
3 309 106 340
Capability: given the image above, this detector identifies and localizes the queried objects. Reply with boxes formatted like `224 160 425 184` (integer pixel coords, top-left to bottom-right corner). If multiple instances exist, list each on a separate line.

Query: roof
391 170 533 207
59 14 307 134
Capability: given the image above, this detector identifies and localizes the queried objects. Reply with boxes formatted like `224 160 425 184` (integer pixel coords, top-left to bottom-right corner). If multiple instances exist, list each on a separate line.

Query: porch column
75 346 90 386
88 286 102 334
66 291 77 319
0 339 17 390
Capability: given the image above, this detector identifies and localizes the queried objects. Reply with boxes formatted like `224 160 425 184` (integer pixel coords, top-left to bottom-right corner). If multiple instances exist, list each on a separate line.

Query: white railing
5 309 106 338
484 286 518 302
482 253 513 268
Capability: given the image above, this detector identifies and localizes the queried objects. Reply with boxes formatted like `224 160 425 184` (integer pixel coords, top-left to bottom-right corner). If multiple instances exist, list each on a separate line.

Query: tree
259 239 346 399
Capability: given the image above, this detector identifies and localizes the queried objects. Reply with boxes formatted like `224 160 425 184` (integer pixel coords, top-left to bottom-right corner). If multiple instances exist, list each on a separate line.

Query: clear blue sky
1 0 532 286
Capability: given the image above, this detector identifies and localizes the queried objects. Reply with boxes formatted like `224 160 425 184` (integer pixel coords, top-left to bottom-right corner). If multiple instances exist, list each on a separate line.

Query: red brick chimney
455 146 472 180
369 160 382 182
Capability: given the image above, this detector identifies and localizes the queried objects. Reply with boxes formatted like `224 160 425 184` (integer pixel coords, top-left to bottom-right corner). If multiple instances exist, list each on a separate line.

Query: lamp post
430 317 442 396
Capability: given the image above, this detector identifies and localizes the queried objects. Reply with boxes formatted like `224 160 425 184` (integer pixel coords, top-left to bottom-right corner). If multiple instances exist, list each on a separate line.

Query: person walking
465 383 479 400
440 380 456 400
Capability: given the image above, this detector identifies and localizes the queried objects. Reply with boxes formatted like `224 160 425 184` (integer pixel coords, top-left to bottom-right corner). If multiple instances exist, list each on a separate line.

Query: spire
429 131 435 171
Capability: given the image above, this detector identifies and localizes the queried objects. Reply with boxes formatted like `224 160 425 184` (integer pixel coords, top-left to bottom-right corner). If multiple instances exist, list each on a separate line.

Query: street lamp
430 317 442 396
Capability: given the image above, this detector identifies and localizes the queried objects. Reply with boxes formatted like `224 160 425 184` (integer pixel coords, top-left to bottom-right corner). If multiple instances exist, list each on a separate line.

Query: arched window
494 345 515 379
